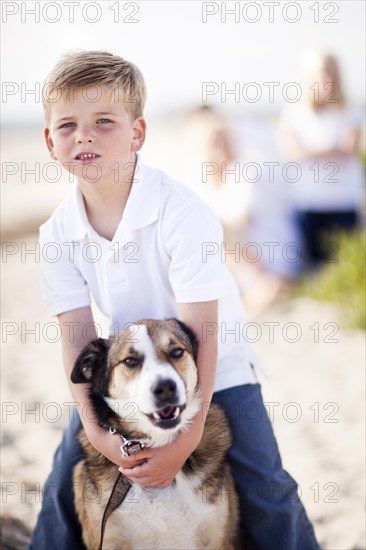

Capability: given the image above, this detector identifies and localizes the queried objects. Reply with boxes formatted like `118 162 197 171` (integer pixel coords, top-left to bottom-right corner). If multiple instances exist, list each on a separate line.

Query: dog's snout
152 378 178 405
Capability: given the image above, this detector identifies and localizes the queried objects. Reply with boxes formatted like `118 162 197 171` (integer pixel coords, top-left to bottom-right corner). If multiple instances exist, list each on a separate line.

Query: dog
0 516 32 550
71 318 240 549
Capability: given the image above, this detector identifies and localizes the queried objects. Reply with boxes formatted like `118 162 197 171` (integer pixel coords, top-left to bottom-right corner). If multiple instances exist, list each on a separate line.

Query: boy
30 51 320 549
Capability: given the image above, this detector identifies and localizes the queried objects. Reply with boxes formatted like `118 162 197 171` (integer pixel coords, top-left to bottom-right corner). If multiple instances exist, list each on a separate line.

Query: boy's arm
177 300 218 418
119 300 218 487
58 306 129 467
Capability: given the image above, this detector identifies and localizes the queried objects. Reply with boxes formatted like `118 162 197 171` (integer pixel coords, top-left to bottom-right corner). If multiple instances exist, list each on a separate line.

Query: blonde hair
42 50 146 123
302 51 345 110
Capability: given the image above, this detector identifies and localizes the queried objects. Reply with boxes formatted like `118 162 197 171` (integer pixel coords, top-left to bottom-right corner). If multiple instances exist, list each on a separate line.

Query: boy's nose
75 128 96 144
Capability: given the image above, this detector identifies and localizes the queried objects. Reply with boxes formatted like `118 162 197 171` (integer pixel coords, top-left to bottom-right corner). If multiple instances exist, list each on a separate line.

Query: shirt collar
64 155 162 241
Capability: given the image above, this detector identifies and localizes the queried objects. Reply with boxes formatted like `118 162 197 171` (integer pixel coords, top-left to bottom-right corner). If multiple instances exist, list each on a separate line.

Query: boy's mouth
75 152 100 162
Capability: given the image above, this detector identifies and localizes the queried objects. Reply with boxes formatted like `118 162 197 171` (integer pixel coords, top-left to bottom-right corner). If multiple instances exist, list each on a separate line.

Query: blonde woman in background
278 52 364 268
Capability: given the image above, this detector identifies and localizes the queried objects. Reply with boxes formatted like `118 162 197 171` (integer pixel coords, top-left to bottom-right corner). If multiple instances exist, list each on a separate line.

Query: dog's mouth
146 405 186 429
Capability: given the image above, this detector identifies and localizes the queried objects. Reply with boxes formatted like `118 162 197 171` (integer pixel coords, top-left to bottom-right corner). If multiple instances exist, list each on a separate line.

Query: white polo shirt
39 156 257 391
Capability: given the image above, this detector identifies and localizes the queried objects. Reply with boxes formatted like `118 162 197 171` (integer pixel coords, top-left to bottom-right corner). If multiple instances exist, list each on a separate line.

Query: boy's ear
71 338 110 384
44 127 57 160
131 117 146 152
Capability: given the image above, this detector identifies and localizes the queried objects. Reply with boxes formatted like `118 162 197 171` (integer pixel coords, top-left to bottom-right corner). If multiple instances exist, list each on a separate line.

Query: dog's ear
173 319 199 361
71 338 110 384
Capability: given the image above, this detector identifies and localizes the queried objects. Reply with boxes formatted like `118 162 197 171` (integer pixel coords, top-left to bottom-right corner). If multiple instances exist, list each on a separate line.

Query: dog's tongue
159 406 175 418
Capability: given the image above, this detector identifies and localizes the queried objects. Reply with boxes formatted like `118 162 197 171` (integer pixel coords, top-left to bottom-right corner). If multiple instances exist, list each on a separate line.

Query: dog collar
109 427 145 456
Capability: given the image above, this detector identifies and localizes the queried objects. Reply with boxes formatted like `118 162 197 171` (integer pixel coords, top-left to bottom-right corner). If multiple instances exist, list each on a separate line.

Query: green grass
295 230 366 330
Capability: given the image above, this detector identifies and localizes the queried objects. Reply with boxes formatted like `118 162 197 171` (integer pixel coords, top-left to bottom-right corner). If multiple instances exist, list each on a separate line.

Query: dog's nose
152 378 178 405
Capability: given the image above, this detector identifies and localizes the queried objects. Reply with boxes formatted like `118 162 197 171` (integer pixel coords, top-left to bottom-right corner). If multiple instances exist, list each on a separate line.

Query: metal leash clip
120 440 145 457
109 427 145 456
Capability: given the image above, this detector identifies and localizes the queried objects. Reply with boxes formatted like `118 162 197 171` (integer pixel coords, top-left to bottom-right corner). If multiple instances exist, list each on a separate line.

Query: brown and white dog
71 318 240 549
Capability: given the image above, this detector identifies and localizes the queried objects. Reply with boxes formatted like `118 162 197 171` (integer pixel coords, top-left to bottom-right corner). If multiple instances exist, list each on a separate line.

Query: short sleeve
39 221 90 316
164 199 227 303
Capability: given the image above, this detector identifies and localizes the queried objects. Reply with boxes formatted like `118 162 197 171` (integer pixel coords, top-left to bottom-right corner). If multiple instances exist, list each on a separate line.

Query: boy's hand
119 418 203 488
85 413 204 489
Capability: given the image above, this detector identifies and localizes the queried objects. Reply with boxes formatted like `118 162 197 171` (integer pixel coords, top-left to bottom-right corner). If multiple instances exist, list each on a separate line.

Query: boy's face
44 86 146 185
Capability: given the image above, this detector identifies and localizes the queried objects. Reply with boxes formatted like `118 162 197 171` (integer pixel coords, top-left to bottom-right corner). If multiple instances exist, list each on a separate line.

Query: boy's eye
97 118 112 124
59 122 76 129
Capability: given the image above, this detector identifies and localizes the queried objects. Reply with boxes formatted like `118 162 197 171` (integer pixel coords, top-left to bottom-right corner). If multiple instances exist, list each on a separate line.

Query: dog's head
71 319 201 446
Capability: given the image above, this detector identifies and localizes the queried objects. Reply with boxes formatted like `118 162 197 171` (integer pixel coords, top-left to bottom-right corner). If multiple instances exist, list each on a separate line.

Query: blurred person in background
234 115 303 316
179 105 249 245
278 52 364 270
180 106 302 316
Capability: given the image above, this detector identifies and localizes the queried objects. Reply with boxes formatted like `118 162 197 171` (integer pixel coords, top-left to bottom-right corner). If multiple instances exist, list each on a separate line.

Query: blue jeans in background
29 383 320 550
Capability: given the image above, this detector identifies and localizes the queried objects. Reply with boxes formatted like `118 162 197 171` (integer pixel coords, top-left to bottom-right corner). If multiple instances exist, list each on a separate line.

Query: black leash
98 472 131 550
98 428 146 550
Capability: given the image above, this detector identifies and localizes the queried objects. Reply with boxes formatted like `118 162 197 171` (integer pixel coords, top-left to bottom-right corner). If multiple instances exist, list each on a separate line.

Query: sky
1 0 365 126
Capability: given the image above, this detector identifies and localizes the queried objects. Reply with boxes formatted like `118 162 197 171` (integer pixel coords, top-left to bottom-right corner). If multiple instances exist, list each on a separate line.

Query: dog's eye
170 347 185 359
123 357 140 368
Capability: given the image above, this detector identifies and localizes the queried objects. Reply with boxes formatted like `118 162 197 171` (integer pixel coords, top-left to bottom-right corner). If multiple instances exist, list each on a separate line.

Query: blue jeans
29 384 320 550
